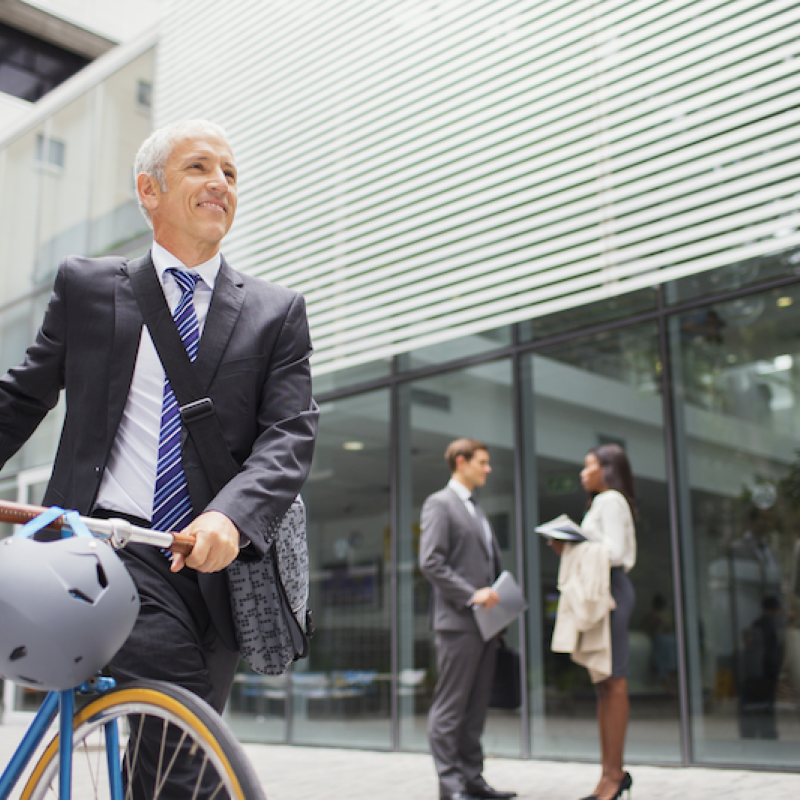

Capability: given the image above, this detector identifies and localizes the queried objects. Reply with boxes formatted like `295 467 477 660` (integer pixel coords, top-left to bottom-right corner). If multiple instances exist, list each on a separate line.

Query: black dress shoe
441 793 479 800
465 783 517 799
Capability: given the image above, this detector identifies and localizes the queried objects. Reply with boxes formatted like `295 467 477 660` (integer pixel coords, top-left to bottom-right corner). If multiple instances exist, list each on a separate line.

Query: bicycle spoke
22 682 265 800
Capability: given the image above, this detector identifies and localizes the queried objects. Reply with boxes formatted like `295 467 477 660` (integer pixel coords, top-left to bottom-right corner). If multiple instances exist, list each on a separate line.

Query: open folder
534 514 587 542
473 571 528 641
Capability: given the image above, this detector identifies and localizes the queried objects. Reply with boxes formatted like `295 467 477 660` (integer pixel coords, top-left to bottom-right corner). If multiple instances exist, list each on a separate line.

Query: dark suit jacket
419 485 501 634
0 252 319 650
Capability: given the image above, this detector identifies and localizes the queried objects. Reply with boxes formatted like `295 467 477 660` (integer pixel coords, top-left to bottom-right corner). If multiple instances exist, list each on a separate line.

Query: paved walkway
241 743 800 800
1 716 798 799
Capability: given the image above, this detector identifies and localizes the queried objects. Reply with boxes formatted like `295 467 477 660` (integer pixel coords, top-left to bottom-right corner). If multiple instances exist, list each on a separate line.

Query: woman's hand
548 538 565 556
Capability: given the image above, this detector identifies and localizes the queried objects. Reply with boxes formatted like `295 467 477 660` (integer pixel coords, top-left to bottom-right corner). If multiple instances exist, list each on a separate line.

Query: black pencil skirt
609 567 635 679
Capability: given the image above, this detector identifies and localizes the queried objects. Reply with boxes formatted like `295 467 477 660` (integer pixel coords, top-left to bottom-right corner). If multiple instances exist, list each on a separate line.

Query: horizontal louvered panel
226 0 796 247
156 0 800 373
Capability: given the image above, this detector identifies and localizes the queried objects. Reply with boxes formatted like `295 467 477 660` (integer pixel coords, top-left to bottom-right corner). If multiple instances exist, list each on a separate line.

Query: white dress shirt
448 478 493 553
94 242 221 520
580 489 637 572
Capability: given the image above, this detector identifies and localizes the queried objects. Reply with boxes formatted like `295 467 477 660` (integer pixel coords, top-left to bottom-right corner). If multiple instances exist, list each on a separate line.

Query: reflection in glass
398 326 512 372
523 324 681 764
397 362 521 756
0 47 154 484
518 290 657 343
667 246 800 306
313 358 392 395
228 671 287 744
292 391 392 747
672 283 800 767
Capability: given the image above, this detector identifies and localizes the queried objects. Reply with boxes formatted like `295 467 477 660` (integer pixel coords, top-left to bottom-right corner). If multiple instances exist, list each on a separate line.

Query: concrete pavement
241 742 800 800
0 715 798 799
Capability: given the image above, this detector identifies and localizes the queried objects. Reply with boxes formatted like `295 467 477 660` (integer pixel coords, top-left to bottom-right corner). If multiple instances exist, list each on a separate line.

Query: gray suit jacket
0 253 319 649
419 486 501 633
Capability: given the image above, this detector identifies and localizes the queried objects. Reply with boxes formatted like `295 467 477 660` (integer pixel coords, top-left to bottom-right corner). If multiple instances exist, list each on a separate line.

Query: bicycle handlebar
0 500 194 556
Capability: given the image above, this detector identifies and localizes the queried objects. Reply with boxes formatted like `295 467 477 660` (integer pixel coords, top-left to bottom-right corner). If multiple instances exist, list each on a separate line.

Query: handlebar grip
0 500 64 529
0 499 194 556
169 532 196 556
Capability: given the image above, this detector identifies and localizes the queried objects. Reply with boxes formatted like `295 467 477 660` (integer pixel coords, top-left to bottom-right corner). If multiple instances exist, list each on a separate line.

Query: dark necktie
151 267 201 532
469 497 490 548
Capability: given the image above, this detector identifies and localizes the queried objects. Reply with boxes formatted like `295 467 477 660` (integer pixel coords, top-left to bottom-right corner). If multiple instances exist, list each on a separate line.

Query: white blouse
581 489 637 572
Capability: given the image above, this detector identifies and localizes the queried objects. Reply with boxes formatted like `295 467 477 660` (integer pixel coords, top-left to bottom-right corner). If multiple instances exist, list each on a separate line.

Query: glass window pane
398 326 512 372
671 282 800 768
523 323 682 764
228 669 287 743
666 246 800 306
88 49 154 257
313 359 392 396
292 390 391 747
0 480 16 541
397 360 522 757
35 94 93 286
518 290 657 343
0 128 46 306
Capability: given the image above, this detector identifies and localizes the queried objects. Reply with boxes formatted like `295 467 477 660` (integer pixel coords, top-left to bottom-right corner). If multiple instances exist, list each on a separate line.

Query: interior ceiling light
777 296 793 307
343 441 364 451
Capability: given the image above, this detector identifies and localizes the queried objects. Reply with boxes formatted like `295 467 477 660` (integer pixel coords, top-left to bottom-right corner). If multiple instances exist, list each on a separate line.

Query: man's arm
196 291 318 566
0 266 67 468
419 494 480 607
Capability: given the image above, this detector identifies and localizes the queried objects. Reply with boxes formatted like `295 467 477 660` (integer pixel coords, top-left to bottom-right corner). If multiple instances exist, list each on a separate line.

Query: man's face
140 133 238 262
456 449 491 492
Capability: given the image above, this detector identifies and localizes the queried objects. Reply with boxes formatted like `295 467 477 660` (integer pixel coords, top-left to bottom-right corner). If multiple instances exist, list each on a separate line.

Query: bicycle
0 499 265 800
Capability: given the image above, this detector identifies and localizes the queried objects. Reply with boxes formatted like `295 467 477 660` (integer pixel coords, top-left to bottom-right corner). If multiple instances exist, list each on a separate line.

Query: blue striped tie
152 267 201 533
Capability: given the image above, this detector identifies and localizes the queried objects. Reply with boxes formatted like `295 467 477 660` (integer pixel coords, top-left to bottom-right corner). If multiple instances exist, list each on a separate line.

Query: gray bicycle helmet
0 536 139 691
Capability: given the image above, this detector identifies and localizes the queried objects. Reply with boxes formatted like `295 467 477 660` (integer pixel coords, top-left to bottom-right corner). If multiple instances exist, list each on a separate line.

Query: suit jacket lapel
472 502 494 559
194 256 245 393
110 259 146 436
446 487 492 557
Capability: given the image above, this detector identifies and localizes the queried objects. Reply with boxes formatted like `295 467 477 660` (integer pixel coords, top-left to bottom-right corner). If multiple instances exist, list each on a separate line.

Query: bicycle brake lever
102 518 134 550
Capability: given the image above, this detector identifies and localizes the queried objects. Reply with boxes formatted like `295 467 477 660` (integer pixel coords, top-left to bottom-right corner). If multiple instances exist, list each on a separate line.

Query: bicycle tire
20 679 265 800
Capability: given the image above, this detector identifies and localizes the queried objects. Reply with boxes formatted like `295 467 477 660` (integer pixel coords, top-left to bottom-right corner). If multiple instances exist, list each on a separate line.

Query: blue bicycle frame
0 678 120 800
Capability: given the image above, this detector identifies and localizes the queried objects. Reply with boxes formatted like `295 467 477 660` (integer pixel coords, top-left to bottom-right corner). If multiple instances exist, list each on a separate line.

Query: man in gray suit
420 438 516 800
0 119 317 795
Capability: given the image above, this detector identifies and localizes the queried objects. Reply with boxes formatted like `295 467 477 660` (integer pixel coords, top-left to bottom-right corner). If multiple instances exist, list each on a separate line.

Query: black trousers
95 511 240 798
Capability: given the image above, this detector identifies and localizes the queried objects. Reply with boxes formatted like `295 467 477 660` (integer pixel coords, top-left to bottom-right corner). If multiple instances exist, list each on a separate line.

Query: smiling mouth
198 202 226 212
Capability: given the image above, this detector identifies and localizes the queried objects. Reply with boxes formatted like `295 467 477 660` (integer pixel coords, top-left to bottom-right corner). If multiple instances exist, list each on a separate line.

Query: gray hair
134 119 229 227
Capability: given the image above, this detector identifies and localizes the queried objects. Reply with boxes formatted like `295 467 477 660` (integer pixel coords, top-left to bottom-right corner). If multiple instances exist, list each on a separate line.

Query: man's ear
137 172 160 213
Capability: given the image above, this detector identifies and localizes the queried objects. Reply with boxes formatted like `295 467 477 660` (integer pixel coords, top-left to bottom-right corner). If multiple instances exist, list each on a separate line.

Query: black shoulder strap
127 255 239 495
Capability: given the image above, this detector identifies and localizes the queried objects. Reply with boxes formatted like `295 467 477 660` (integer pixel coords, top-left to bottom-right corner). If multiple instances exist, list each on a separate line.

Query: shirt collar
151 241 221 290
448 478 472 502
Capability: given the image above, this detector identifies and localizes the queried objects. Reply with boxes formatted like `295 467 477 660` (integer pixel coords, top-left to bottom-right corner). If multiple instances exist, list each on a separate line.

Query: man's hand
171 511 240 573
470 587 500 609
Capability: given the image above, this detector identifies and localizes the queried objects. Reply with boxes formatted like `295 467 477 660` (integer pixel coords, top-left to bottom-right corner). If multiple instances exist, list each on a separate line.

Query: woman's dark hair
586 443 639 521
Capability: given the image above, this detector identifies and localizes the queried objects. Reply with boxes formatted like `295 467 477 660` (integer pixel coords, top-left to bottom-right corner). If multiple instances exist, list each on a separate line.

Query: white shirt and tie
448 477 493 554
95 242 220 522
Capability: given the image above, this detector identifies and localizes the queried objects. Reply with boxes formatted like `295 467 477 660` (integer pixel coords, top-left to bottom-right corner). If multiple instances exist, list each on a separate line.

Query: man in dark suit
420 438 516 800
0 119 317 770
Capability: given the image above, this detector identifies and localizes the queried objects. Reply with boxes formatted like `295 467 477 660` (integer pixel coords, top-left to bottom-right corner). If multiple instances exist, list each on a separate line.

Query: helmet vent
69 588 94 604
10 646 26 662
96 563 108 588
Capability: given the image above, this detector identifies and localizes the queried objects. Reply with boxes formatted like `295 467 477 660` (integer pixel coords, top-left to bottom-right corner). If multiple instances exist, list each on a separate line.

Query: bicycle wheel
21 679 265 800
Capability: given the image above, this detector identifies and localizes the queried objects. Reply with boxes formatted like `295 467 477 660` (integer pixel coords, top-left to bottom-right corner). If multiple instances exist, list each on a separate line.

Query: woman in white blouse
552 444 637 800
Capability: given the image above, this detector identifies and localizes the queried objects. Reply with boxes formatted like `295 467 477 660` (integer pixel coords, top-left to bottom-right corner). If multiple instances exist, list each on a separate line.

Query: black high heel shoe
579 772 633 800
613 773 632 799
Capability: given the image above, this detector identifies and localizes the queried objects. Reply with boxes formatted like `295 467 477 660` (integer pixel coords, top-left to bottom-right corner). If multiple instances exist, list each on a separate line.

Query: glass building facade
0 0 799 776
223 252 800 770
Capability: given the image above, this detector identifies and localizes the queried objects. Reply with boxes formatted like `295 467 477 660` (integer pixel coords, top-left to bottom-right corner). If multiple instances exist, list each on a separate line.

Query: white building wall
151 0 799 376
19 0 164 43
